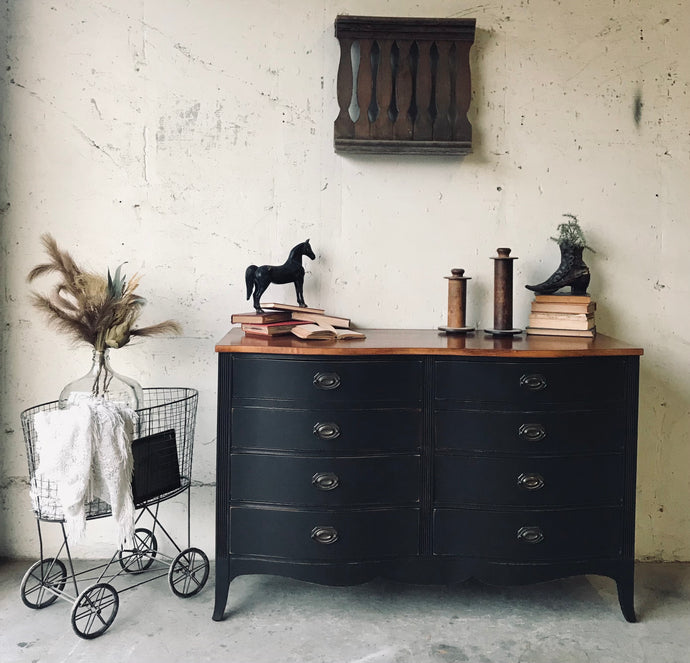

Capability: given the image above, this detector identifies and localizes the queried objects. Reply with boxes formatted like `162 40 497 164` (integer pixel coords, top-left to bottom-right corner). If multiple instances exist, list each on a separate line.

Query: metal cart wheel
20 558 67 609
168 547 209 598
70 583 119 639
118 527 158 573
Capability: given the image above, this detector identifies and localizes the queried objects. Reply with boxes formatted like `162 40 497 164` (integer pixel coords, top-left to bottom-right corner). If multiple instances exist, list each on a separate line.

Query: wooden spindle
414 41 433 141
354 39 373 139
433 41 452 140
394 39 414 140
453 41 472 142
334 37 355 138
372 39 394 139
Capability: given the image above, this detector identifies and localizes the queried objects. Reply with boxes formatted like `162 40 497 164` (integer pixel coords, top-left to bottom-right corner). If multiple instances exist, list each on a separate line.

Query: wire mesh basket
21 387 199 522
19 387 208 639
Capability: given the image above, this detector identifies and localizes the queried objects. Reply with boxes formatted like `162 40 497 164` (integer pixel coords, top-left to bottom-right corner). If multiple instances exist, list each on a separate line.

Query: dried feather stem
28 233 181 351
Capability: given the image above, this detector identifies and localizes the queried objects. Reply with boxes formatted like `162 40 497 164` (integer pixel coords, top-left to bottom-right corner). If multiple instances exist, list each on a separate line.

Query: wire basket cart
19 387 209 639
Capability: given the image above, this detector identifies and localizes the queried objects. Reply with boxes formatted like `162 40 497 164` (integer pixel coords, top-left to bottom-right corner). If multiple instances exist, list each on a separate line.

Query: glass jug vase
58 349 143 410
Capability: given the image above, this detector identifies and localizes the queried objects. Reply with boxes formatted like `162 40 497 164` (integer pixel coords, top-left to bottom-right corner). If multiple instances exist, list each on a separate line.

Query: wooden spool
485 248 522 336
439 268 474 334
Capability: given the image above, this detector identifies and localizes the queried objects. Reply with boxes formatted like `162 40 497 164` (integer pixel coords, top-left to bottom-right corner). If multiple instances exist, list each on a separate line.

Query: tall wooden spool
485 248 522 336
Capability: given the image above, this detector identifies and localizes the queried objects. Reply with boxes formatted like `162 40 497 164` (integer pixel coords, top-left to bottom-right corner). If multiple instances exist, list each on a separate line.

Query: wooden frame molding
334 15 476 155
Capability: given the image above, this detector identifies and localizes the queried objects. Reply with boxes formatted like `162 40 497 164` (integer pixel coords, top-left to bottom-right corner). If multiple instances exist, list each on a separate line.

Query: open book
291 323 366 340
236 302 366 341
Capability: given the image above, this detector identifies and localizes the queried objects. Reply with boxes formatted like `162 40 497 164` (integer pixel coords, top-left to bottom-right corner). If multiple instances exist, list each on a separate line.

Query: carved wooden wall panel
334 16 476 155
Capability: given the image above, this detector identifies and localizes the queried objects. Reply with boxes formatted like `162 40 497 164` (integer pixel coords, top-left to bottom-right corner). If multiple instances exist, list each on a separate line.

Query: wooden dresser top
215 329 643 358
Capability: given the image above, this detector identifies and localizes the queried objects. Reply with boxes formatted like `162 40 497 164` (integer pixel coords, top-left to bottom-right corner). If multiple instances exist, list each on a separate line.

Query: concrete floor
1 559 689 663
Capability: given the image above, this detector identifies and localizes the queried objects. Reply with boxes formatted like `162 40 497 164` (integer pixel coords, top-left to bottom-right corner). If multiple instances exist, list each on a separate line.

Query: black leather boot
526 243 590 295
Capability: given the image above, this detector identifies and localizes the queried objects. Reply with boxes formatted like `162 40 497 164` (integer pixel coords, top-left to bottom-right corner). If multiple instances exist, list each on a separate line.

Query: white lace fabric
32 397 137 547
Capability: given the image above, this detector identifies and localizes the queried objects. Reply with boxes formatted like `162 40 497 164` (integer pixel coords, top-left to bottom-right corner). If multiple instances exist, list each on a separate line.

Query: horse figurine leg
251 270 272 313
294 274 306 307
252 282 268 312
245 264 270 313
293 239 315 307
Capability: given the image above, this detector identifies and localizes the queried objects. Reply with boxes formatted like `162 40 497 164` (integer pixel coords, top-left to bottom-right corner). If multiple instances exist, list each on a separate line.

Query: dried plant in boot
551 214 595 252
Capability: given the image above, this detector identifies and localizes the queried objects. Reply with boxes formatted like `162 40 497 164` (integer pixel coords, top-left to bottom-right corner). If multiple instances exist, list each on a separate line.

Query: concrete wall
1 0 688 560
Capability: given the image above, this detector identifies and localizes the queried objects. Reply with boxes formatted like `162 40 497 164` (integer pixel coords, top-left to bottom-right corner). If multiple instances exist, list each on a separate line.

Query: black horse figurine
245 239 316 313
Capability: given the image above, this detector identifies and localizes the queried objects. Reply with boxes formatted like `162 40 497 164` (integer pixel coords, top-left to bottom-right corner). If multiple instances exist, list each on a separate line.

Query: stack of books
231 303 366 340
525 294 596 338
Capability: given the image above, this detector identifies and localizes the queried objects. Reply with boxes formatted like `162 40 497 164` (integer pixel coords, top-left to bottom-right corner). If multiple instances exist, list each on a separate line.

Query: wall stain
156 101 228 151
90 97 103 120
633 90 643 126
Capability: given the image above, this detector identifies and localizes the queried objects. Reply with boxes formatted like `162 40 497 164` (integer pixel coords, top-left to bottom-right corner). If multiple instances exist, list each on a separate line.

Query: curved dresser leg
616 576 637 623
213 559 230 621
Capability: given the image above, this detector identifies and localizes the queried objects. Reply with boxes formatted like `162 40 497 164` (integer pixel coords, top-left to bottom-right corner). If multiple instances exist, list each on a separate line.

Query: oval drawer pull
516 526 544 544
312 472 340 491
310 526 339 545
519 373 547 391
518 423 546 442
517 472 545 491
313 422 341 440
313 371 341 390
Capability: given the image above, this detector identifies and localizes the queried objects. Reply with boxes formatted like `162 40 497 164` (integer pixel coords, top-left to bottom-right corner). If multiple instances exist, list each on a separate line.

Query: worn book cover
261 302 325 315
231 310 292 324
241 320 308 336
291 311 351 328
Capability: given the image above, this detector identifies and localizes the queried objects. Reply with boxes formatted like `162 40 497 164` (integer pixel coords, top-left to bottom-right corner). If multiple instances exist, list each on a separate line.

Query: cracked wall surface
1 0 689 560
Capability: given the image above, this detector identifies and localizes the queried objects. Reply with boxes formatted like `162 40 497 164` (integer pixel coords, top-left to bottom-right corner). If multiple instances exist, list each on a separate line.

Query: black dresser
214 329 642 622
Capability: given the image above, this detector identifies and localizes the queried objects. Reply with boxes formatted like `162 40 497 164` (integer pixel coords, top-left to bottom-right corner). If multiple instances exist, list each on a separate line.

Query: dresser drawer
433 507 622 560
230 507 419 560
435 358 626 405
231 454 420 506
434 454 623 507
232 357 423 404
232 407 421 453
435 409 625 454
